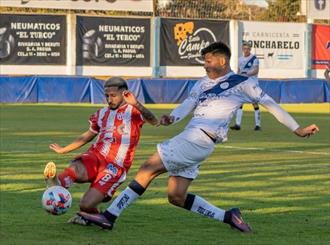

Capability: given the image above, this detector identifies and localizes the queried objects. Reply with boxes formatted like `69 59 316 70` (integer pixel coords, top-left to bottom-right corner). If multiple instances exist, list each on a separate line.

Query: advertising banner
160 18 229 66
312 24 330 69
76 16 150 67
0 14 66 65
0 0 153 12
239 21 306 69
306 0 330 20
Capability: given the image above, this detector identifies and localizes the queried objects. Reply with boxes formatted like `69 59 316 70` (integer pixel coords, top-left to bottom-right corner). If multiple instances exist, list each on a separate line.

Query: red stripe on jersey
122 106 144 170
105 105 128 165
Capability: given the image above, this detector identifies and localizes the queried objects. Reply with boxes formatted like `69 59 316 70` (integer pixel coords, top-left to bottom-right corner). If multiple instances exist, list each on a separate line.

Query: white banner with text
239 21 307 70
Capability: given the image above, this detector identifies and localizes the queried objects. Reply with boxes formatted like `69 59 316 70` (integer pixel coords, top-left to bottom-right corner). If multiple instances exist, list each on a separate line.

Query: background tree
156 0 267 20
260 0 301 22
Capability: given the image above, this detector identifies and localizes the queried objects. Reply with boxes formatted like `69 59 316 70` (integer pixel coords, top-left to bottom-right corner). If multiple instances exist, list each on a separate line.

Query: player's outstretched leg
224 208 252 232
78 179 147 230
43 161 59 187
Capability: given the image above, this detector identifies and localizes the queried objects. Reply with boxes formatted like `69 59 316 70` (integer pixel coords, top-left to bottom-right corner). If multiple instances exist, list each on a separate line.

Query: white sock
255 109 261 126
236 108 243 126
189 195 225 222
106 187 139 217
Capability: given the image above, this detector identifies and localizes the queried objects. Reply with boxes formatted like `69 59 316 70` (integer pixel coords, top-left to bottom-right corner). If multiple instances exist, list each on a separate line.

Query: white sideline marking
221 145 330 156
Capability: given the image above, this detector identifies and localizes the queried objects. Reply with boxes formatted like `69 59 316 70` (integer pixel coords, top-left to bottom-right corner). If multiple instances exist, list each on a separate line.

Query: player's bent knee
79 198 101 213
168 194 185 207
79 188 104 212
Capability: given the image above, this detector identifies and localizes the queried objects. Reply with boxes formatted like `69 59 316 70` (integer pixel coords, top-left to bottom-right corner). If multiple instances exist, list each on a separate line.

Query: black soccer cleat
254 126 261 131
224 208 252 233
78 211 114 230
230 125 241 130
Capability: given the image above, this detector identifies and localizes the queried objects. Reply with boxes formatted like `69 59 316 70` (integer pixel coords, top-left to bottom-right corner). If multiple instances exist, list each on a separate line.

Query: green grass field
0 104 329 245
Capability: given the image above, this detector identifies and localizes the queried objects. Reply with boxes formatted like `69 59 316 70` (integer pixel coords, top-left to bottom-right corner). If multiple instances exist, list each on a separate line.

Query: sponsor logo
0 27 15 59
245 40 299 50
82 29 106 62
197 206 215 218
116 112 124 120
107 163 118 175
220 82 229 89
314 0 326 10
117 193 130 210
174 22 216 64
117 124 128 134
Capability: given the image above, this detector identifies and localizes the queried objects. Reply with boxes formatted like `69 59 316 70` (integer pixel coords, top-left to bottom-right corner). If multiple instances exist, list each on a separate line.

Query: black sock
103 210 118 223
183 193 196 210
128 179 146 196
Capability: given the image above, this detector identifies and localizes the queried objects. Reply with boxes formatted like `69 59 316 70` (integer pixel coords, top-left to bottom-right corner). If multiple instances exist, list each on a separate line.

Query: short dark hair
201 41 231 59
242 41 251 48
104 77 128 90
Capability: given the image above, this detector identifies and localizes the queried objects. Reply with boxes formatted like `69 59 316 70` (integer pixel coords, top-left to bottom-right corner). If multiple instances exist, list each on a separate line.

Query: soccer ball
42 186 72 215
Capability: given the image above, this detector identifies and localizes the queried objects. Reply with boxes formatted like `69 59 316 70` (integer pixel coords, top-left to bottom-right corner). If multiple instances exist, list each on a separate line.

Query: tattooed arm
123 90 159 126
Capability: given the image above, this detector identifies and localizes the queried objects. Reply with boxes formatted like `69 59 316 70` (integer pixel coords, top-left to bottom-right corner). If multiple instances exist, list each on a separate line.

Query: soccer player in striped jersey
79 42 319 233
231 42 261 131
43 77 158 225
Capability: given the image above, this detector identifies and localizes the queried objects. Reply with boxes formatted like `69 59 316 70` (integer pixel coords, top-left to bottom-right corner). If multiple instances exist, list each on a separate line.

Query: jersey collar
207 71 235 83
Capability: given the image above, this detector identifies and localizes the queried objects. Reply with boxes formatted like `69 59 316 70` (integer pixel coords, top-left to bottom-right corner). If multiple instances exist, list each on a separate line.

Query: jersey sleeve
243 79 300 131
88 110 100 134
252 57 259 67
170 80 201 124
131 107 145 128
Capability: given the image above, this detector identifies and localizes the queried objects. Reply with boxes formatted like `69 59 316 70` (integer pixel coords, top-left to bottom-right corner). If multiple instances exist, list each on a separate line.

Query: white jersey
170 72 299 143
238 54 259 78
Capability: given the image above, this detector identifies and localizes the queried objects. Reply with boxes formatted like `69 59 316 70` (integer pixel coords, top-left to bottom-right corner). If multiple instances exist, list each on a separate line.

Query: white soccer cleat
67 214 90 226
43 161 58 187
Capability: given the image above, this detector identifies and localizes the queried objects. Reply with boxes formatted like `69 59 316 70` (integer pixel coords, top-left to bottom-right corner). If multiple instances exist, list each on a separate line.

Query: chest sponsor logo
116 112 124 120
220 82 229 89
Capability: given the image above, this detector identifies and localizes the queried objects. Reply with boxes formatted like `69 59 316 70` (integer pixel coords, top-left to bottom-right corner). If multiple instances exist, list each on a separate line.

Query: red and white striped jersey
88 104 144 171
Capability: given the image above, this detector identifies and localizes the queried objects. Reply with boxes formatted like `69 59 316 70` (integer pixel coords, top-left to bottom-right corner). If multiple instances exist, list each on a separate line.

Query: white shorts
157 128 215 179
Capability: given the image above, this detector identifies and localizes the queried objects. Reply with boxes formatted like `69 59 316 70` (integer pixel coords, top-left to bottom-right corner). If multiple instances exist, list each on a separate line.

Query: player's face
242 45 251 57
203 53 225 77
104 86 125 110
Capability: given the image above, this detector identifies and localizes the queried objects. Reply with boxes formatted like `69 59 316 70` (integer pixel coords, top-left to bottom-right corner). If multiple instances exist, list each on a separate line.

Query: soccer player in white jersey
43 77 158 225
231 42 261 131
79 42 319 232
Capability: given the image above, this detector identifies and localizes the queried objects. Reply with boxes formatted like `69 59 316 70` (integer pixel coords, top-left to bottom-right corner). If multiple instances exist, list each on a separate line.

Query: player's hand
122 90 138 106
160 115 174 126
49 143 66 154
294 124 319 137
